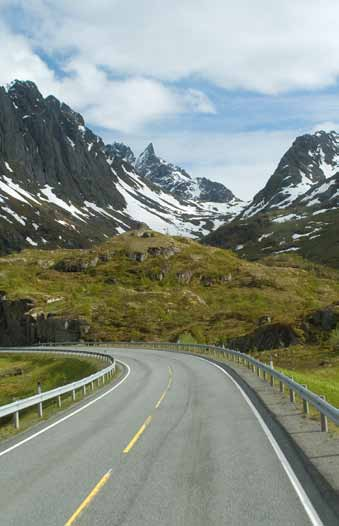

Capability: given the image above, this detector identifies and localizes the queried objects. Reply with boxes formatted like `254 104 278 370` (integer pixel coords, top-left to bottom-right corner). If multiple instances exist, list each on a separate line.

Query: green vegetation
1 229 339 344
0 352 119 440
0 352 103 405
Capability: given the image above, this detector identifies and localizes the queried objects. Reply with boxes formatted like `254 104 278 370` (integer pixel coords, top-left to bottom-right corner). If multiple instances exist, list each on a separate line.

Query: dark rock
141 231 154 238
200 276 214 287
228 323 299 352
148 271 165 281
176 271 193 284
147 246 179 258
128 251 147 262
307 308 338 331
54 256 98 272
257 315 272 326
104 276 118 285
0 298 89 346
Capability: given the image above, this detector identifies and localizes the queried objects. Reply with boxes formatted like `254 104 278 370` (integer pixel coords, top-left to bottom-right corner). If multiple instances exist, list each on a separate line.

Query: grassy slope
0 229 338 345
0 353 103 405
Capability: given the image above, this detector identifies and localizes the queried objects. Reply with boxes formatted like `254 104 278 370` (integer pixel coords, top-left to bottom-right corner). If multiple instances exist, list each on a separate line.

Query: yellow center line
155 367 173 409
64 469 112 526
124 366 173 452
64 366 174 524
123 415 153 453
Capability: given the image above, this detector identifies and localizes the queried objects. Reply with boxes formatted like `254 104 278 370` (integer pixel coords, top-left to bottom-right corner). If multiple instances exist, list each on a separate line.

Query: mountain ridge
0 79 240 254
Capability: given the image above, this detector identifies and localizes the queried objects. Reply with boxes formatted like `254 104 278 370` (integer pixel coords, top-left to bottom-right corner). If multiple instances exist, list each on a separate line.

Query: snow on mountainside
0 80 241 254
243 131 339 218
135 143 237 204
204 131 339 267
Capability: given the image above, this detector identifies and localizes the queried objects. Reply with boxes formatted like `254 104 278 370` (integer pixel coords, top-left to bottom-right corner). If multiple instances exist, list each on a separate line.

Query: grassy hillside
1 229 338 344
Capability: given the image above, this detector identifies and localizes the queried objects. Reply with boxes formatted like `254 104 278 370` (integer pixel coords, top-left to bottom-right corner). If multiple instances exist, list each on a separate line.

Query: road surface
0 348 333 525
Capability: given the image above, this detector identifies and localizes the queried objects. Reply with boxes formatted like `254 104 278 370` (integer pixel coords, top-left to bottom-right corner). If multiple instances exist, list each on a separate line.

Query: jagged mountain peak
135 143 236 204
242 129 339 218
105 142 136 165
0 79 242 254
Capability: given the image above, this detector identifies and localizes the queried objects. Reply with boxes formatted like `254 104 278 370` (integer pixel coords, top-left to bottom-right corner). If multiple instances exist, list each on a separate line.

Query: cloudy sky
1 1 339 199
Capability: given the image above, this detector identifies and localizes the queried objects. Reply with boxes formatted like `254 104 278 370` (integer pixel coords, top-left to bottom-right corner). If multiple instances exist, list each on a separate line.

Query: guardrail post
289 386 296 403
320 396 328 432
91 380 94 390
270 374 274 387
302 386 309 415
72 389 76 401
13 410 20 429
83 385 87 396
263 370 266 381
279 380 284 393
37 382 43 418
57 395 62 408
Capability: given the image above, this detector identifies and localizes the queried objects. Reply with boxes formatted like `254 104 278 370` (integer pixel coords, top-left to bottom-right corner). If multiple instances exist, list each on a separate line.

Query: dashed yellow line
64 469 112 525
65 365 174 524
155 366 173 409
123 414 153 453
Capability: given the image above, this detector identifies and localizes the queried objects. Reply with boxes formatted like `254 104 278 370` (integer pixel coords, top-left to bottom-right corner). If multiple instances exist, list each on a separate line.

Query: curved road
0 348 333 525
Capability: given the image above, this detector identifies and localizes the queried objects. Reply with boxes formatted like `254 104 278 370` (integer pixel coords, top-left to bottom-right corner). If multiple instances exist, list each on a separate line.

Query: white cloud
0 22 215 132
11 0 339 94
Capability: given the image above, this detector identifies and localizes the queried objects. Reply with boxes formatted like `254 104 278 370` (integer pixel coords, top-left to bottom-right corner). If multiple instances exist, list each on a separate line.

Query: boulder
176 271 193 285
307 308 338 331
228 323 299 352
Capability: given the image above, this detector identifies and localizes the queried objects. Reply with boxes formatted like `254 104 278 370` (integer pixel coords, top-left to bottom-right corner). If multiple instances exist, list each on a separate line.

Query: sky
1 0 339 200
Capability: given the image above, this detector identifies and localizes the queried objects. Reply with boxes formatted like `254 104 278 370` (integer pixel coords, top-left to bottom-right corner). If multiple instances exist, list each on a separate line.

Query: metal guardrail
19 340 339 432
91 341 338 432
0 347 115 429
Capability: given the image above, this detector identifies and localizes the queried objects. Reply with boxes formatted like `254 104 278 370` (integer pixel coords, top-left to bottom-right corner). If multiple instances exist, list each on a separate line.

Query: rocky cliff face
0 296 89 346
135 143 236 203
0 80 239 254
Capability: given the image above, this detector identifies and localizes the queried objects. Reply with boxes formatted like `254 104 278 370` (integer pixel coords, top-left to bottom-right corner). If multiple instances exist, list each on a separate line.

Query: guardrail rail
0 347 115 430
94 341 338 433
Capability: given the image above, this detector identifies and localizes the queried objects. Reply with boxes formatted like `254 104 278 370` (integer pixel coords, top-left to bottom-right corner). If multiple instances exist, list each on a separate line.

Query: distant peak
145 143 155 155
7 79 40 93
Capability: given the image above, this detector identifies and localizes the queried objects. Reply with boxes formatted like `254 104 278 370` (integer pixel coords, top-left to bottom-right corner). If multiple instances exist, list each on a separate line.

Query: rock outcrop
0 297 89 346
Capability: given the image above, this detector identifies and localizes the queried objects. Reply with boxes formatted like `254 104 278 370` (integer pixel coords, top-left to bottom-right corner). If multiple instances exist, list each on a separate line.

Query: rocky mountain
135 143 236 204
243 131 339 218
0 80 239 255
105 142 135 164
204 131 339 267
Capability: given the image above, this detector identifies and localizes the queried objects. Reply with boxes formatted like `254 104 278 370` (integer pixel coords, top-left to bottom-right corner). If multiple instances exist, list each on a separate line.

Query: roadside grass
0 353 121 441
0 353 103 405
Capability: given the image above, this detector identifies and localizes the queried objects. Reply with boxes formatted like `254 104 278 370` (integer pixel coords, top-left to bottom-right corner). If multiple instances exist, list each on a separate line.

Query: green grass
0 353 120 440
277 366 339 409
1 230 339 344
0 352 103 405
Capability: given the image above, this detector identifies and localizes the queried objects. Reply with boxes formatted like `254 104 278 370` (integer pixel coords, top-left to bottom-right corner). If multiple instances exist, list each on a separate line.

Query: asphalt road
0 348 332 525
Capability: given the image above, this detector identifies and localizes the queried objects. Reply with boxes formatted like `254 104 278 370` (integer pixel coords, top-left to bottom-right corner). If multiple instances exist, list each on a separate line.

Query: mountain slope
1 229 339 346
0 80 238 254
204 131 339 267
135 142 237 204
243 131 339 218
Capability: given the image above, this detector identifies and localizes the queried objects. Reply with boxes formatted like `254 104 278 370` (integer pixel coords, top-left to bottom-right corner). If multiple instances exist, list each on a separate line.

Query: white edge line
0 360 131 459
196 356 324 526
